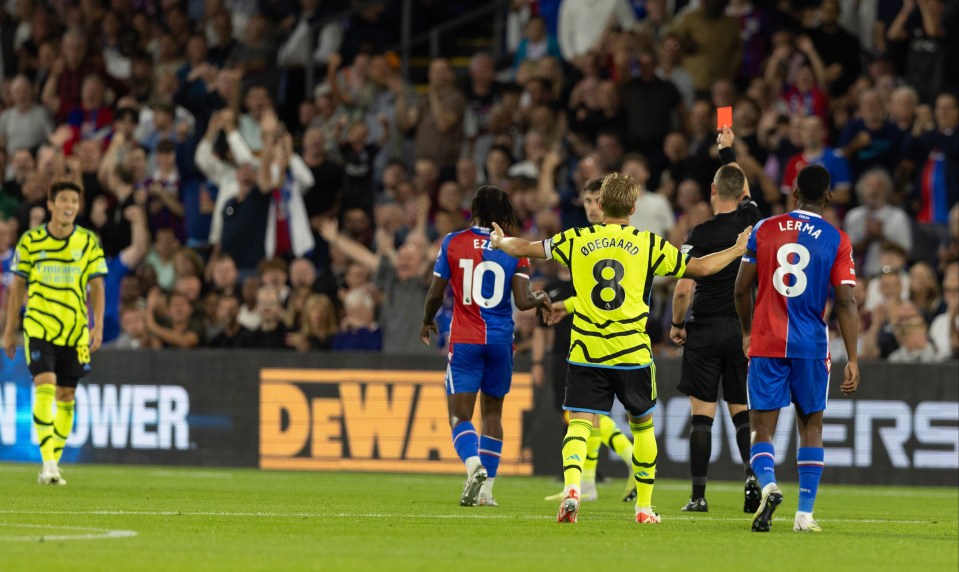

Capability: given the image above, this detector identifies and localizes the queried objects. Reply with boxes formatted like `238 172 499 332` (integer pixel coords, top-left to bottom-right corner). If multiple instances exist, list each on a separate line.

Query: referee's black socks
732 410 754 477
689 415 713 500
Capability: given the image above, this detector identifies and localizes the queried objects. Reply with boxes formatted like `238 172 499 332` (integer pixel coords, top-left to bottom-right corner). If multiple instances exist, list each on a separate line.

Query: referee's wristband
671 321 686 329
718 147 737 165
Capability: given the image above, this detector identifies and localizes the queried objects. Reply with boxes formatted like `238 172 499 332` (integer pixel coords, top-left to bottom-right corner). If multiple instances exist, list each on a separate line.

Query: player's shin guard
562 419 592 491
630 419 657 508
452 421 480 473
582 426 601 482
599 415 633 467
52 400 75 463
797 447 825 513
33 385 56 462
689 415 713 499
749 442 777 490
732 411 754 476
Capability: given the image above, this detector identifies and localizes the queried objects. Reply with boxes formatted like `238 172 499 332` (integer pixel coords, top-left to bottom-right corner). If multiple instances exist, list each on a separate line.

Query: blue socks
749 442 777 490
479 436 502 478
451 421 479 464
797 447 824 513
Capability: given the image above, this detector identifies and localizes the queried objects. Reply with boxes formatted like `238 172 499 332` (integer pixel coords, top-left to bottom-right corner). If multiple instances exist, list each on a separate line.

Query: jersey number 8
591 259 626 311
459 259 506 308
773 243 810 298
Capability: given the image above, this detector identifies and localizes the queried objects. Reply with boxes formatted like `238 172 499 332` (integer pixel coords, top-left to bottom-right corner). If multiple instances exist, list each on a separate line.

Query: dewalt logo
259 369 534 474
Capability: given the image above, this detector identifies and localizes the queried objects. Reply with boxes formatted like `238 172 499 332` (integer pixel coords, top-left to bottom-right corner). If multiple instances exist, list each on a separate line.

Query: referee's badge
680 244 693 255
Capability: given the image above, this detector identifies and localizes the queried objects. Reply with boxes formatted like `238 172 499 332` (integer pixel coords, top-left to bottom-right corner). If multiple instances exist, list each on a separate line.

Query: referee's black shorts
677 317 747 405
25 337 91 387
564 362 656 418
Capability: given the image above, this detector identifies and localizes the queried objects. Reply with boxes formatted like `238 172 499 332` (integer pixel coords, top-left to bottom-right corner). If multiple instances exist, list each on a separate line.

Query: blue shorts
445 343 513 398
747 356 831 414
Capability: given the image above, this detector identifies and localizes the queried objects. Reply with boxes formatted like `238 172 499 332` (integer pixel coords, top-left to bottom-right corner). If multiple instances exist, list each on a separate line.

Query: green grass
1 463 956 571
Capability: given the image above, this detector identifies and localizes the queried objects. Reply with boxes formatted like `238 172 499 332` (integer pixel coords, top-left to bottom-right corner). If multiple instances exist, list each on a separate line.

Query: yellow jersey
545 224 687 368
13 224 108 347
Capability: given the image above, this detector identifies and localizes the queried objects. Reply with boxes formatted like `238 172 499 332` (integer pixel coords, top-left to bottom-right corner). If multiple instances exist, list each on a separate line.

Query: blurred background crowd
0 0 955 365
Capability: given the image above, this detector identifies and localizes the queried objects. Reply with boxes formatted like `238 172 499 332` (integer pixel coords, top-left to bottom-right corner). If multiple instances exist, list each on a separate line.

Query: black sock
690 415 713 499
733 410 754 477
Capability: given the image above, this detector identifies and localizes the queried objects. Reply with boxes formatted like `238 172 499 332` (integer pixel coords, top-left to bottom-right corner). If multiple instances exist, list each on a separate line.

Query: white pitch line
0 522 137 542
0 510 937 525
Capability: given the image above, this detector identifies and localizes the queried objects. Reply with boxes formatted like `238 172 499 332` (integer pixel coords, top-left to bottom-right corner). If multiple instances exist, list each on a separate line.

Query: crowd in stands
0 0 955 363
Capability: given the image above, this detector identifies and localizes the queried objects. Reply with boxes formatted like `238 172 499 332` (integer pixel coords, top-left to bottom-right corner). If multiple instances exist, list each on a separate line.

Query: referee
2 180 107 486
670 127 761 513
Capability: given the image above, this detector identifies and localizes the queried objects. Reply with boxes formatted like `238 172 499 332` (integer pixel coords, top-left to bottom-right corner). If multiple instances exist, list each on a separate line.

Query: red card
717 106 733 130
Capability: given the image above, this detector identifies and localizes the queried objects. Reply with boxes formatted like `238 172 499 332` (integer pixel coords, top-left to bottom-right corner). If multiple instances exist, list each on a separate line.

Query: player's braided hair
471 185 519 233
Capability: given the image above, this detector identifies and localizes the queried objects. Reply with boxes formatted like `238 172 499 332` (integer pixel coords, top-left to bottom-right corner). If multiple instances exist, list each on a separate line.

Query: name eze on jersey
473 238 493 251
579 236 640 257
778 218 822 240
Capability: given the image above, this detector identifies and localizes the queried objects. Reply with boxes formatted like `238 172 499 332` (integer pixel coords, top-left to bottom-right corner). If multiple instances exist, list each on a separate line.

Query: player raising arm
491 173 750 524
421 185 552 507
734 164 860 534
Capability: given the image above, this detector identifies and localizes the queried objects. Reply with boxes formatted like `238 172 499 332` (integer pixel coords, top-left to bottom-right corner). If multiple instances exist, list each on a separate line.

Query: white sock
481 478 495 496
465 456 482 476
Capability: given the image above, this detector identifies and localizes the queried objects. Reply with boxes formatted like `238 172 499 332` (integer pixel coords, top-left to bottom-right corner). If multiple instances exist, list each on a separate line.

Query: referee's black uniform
677 198 761 404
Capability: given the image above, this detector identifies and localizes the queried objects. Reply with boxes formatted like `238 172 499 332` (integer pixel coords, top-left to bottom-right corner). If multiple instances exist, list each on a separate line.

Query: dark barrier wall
0 350 956 486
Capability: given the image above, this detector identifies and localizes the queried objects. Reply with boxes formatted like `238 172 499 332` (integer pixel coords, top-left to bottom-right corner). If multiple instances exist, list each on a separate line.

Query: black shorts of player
564 362 656 418
677 317 747 405
25 337 90 387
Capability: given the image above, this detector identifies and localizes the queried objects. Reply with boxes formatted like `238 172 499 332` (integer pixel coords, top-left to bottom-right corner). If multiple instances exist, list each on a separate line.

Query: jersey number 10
459 259 506 308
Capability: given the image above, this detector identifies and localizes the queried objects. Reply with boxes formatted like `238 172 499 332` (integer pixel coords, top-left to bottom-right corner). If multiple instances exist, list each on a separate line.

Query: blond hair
600 173 639 219
301 294 338 340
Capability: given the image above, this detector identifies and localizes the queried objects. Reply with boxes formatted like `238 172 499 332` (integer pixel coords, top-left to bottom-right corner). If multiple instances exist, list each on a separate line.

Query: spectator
145 227 180 292
887 0 947 103
929 262 959 360
726 0 770 87
844 169 912 277
101 204 151 344
838 90 904 180
142 139 185 240
220 162 270 275
197 108 257 248
669 0 743 94
397 58 466 171
41 29 125 123
237 84 275 154
766 36 829 122
865 243 912 311
301 126 343 223
889 85 920 135
656 34 695 109
106 305 152 350
808 0 862 97
903 93 958 226
208 294 252 348
332 288 382 351
624 153 674 238
247 285 290 349
145 289 204 348
781 116 852 207
623 49 683 156
63 75 114 155
513 15 561 69
909 262 944 323
0 74 53 158
287 293 338 351
257 118 315 259
888 314 941 363
320 219 431 354
237 275 262 331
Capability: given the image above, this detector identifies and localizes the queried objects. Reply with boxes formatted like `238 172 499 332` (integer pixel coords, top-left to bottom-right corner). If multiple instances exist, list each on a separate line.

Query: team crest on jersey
38 251 47 260
72 249 83 261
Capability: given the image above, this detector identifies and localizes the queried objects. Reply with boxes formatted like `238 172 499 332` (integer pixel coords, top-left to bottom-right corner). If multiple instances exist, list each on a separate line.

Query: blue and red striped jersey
433 227 530 345
743 210 856 359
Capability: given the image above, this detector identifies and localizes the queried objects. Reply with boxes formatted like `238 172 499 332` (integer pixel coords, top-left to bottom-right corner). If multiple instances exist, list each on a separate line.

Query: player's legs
580 423 601 501
33 373 57 463
558 364 614 523
476 344 513 505
613 364 660 523
747 357 791 532
478 393 504 505
597 414 634 501
53 384 77 464
791 358 829 532
444 343 485 505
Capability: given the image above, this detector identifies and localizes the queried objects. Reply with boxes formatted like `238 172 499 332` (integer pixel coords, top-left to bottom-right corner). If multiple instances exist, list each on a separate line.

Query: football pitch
1 463 956 571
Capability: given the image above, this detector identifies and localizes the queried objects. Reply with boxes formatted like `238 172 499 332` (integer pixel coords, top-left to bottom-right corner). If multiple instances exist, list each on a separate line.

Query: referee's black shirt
680 198 762 320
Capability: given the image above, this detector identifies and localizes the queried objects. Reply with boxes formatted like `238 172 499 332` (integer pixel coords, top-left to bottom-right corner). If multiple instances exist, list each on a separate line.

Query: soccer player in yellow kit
2 181 107 485
491 173 750 523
